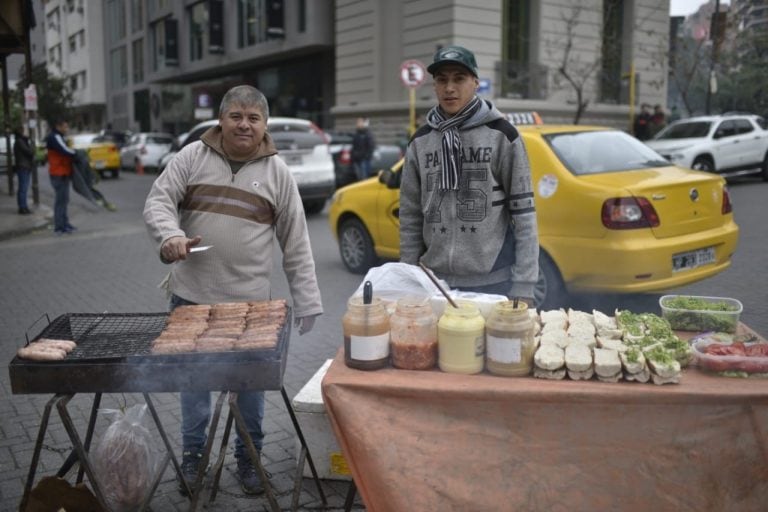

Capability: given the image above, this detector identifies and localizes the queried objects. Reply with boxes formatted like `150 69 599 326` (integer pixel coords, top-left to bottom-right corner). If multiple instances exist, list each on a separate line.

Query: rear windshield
654 121 711 139
269 122 313 133
71 134 98 145
147 136 174 144
545 130 670 175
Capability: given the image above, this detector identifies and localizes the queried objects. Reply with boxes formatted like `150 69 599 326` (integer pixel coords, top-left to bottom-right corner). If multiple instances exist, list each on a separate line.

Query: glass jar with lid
343 296 391 370
485 301 535 376
390 296 438 370
438 300 485 374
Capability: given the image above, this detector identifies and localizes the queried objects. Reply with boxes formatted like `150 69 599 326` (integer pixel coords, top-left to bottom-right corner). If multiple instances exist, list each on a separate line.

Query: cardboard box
292 359 351 480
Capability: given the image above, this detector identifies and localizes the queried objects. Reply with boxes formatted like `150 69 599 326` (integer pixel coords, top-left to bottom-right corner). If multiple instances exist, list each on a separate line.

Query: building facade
43 0 107 130
97 0 669 141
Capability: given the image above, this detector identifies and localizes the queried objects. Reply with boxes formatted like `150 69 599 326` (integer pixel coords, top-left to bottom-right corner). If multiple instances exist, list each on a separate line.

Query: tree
713 29 768 116
14 63 72 125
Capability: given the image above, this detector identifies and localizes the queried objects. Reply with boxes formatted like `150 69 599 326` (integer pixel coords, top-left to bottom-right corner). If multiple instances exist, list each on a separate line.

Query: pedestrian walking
143 84 323 496
650 104 667 137
46 119 77 234
13 126 34 215
399 45 539 305
351 117 375 180
633 103 652 141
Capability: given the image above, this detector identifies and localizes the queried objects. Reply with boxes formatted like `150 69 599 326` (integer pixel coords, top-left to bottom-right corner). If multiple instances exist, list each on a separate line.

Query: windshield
546 130 670 175
654 121 712 140
70 134 98 146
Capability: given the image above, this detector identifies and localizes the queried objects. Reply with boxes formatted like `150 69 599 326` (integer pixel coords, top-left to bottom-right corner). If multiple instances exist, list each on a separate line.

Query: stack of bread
532 308 686 385
151 300 287 354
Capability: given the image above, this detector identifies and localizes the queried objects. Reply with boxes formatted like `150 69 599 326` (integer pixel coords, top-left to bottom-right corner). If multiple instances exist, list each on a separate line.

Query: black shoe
236 456 265 495
178 450 203 496
18 208 32 215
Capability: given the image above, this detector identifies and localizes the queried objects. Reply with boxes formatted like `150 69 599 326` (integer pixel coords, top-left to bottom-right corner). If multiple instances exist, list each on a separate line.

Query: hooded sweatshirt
143 126 323 318
399 99 539 299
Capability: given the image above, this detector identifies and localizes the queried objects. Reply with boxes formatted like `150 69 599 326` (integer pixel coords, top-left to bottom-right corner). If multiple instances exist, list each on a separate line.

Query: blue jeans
49 175 71 231
17 168 31 210
170 295 265 458
353 159 371 180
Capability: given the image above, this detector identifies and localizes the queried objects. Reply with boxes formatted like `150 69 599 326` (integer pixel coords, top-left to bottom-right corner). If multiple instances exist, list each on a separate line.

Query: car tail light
340 148 352 165
722 186 733 214
601 197 660 229
309 122 330 144
108 145 118 153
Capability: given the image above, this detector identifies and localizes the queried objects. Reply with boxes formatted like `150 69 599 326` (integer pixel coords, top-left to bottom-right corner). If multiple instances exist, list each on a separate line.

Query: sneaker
178 450 203 496
64 224 78 232
235 456 265 495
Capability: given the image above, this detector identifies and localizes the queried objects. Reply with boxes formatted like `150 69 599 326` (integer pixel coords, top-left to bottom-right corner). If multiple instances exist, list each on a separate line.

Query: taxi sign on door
400 60 426 88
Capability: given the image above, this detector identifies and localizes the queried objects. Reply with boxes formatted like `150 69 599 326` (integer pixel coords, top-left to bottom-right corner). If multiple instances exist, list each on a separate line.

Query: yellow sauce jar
438 300 485 374
485 301 535 377
343 296 390 370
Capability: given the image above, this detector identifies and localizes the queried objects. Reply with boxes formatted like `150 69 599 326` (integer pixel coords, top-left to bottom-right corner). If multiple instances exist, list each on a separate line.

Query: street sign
477 78 492 96
400 60 426 88
24 85 38 111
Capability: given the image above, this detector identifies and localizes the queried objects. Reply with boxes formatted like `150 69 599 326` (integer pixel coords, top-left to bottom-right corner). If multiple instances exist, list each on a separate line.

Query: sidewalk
0 176 53 241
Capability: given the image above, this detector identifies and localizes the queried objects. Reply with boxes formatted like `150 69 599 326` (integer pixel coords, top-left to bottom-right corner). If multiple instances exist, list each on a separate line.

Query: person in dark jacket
13 127 34 215
351 117 376 180
46 118 77 234
633 103 652 141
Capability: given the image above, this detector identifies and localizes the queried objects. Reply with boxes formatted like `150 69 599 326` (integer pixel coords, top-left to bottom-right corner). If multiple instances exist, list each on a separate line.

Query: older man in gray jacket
400 45 539 305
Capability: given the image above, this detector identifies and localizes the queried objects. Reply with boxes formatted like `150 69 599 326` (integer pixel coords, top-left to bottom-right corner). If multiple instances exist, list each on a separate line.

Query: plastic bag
92 404 159 511
353 262 450 306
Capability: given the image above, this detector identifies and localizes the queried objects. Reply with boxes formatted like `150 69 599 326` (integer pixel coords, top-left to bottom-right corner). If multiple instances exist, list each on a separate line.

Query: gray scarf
426 96 482 190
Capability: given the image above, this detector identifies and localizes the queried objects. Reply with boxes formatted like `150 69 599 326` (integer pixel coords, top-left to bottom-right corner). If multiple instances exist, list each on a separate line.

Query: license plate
93 160 105 169
283 154 302 165
672 247 716 272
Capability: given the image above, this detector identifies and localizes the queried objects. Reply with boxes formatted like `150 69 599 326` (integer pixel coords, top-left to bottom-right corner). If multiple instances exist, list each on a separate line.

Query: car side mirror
379 168 401 189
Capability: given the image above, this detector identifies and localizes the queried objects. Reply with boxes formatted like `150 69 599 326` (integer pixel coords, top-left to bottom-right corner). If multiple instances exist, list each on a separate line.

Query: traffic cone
136 158 144 175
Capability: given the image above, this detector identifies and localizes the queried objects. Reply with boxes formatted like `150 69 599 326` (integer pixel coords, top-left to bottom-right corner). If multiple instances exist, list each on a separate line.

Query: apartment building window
106 0 127 44
70 75 78 90
502 0 533 98
78 30 85 47
69 34 77 53
189 1 209 61
600 0 625 104
47 7 60 32
80 71 87 89
131 0 144 33
133 39 144 83
49 44 61 67
151 18 178 70
238 0 266 47
110 46 128 88
66 0 75 13
298 0 306 33
148 0 170 17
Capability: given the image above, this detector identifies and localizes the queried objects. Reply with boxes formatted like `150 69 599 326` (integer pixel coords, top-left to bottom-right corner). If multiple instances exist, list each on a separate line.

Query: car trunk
583 167 728 239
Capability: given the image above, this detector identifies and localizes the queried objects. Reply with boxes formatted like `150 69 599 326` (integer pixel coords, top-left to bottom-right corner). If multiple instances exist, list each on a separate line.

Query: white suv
165 117 336 214
645 114 768 180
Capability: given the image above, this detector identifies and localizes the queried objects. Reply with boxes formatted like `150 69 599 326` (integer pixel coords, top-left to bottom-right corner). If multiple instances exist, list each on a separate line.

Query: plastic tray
691 335 768 374
659 295 742 333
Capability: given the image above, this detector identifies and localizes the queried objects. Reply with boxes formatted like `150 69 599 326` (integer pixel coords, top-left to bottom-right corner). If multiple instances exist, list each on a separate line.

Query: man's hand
294 314 319 335
160 235 202 263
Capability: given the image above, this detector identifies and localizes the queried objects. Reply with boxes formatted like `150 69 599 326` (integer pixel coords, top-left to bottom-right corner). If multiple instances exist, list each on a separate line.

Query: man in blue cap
399 45 540 306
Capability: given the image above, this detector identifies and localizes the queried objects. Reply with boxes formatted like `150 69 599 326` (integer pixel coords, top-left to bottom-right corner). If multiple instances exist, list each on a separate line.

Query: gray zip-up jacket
144 126 323 318
400 100 539 299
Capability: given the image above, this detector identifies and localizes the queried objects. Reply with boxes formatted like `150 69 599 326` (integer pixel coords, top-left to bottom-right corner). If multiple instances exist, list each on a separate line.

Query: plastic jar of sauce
438 300 485 374
485 301 535 377
343 296 390 370
390 297 438 370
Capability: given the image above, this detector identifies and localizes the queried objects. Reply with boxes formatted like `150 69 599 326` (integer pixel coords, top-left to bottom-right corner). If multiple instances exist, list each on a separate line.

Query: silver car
120 132 175 173
163 117 336 214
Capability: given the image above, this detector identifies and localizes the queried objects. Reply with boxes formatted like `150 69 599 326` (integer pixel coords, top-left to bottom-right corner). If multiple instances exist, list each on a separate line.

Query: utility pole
705 0 722 115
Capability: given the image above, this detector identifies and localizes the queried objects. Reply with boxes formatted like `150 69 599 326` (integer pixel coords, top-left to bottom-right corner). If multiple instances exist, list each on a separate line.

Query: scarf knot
426 96 481 190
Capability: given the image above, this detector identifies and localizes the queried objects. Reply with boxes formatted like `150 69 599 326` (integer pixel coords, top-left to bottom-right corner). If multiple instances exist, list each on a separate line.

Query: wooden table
321 325 768 512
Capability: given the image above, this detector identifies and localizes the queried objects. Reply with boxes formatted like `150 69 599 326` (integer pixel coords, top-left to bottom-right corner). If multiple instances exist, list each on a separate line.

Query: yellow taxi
70 133 121 179
328 124 740 309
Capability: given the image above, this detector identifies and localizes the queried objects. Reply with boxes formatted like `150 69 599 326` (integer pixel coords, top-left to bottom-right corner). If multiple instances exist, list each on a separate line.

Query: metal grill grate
32 313 169 360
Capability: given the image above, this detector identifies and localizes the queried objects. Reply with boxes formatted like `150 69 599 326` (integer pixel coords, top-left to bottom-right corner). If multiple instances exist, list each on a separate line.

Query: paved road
0 173 362 511
1 171 766 510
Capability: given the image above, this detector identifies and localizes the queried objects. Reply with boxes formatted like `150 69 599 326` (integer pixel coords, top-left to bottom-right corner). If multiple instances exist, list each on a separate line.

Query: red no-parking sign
400 60 426 88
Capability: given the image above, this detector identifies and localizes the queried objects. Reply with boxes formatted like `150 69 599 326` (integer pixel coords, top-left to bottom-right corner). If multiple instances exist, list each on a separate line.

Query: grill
9 310 292 394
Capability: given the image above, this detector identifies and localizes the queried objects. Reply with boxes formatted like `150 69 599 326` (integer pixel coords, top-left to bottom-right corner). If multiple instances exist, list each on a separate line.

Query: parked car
328 125 739 309
163 117 336 214
327 130 403 188
645 114 768 180
0 134 14 174
120 132 175 173
70 133 121 179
